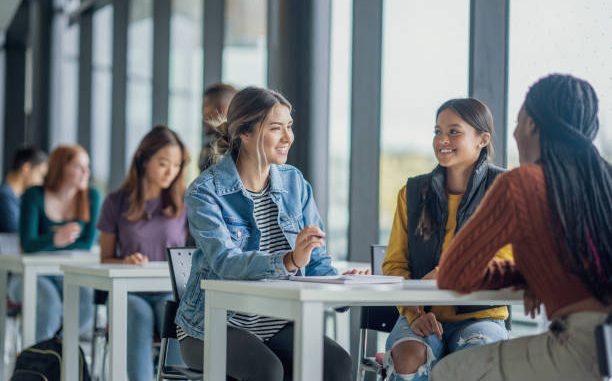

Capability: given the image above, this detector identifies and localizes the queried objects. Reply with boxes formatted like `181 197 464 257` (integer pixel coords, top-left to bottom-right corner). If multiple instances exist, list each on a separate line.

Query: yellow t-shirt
382 185 513 323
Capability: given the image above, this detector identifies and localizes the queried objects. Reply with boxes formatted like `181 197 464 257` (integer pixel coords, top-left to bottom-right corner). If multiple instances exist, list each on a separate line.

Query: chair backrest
370 245 387 275
361 245 398 332
166 247 197 302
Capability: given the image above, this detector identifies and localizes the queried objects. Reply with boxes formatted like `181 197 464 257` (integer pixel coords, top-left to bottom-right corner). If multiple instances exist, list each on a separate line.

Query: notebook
289 274 404 284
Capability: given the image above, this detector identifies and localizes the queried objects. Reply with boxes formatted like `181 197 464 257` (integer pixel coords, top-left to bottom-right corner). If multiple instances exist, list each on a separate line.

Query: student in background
9 144 100 341
0 146 48 233
97 125 189 381
199 83 238 171
434 74 612 380
176 87 358 381
382 98 512 381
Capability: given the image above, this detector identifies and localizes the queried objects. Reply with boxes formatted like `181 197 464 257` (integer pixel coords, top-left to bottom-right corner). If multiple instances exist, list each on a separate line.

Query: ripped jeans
385 316 508 381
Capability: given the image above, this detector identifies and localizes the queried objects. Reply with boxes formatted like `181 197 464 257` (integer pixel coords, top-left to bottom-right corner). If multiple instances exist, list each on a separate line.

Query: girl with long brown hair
97 125 189 381
382 98 512 381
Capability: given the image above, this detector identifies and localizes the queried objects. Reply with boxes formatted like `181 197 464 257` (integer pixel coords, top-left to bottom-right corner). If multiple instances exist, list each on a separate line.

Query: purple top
97 190 187 262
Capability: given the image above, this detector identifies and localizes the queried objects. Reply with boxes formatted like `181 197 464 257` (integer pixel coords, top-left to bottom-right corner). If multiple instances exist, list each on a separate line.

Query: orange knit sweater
437 164 592 318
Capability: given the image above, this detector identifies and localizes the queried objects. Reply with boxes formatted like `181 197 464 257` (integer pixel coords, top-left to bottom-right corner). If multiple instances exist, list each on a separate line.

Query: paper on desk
402 279 438 289
288 275 404 284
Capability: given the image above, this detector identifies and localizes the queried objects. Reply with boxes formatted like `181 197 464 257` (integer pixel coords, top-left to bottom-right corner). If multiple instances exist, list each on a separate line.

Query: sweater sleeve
438 171 526 292
20 187 56 253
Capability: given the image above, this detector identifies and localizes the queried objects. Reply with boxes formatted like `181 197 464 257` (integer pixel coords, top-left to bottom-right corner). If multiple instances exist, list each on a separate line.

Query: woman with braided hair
433 73 612 380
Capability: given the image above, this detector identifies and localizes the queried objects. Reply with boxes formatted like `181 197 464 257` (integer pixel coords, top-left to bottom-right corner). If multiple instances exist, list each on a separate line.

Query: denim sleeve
300 177 338 276
0 191 19 232
186 186 290 280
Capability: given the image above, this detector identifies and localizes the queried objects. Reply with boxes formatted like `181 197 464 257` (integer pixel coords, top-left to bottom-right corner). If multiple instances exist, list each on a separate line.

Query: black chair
156 247 203 381
596 313 612 380
357 245 398 381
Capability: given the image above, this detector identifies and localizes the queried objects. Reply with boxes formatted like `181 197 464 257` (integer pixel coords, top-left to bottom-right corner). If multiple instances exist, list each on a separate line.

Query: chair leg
90 303 108 381
156 338 169 381
357 328 368 381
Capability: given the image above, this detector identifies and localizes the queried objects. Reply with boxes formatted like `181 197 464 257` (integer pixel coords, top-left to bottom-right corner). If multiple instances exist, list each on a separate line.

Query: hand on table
123 253 149 265
342 268 371 275
422 267 438 280
53 223 81 247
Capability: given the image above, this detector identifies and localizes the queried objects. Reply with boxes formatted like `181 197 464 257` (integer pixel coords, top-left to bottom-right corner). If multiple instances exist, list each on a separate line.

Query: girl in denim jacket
176 87 355 380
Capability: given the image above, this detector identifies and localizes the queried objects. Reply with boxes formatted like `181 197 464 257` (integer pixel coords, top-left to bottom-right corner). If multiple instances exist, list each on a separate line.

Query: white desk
201 279 523 381
0 252 98 375
61 262 172 381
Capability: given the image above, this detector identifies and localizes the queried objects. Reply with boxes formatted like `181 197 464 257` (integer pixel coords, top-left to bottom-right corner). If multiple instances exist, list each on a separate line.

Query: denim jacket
175 154 337 338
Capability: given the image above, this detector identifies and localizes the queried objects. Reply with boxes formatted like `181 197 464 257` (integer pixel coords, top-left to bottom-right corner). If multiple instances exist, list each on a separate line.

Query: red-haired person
8 144 100 341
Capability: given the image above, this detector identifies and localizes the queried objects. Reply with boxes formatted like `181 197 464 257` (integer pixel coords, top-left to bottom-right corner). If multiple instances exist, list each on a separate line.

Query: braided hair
524 74 612 304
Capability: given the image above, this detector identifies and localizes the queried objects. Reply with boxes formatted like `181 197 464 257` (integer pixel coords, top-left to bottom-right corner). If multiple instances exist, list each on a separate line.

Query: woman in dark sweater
434 74 612 380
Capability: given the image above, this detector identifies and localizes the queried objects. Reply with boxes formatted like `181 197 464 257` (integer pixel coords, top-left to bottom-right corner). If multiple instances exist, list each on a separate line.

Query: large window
169 0 203 182
379 0 470 244
49 0 80 147
508 0 612 166
91 5 113 193
126 0 153 166
168 0 203 179
327 0 353 260
223 0 267 87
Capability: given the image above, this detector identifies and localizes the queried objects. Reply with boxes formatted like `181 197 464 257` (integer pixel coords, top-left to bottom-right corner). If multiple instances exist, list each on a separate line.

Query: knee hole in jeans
387 339 433 376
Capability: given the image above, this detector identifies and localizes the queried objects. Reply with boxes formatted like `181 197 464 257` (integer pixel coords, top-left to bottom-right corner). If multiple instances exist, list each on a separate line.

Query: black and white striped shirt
227 184 290 341
177 183 291 342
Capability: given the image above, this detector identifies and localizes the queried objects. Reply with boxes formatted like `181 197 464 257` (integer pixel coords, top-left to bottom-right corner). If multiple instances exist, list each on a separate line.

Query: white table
202 279 523 381
0 251 98 375
61 262 172 381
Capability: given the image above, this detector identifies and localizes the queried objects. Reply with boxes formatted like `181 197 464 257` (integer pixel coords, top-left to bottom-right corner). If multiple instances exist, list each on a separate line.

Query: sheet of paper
289 275 404 284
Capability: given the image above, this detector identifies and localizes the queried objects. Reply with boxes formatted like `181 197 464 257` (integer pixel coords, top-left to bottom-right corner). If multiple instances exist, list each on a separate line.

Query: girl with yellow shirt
382 98 513 381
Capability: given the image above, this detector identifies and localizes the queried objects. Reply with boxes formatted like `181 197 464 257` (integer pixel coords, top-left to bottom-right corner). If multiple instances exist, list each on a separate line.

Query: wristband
290 252 300 268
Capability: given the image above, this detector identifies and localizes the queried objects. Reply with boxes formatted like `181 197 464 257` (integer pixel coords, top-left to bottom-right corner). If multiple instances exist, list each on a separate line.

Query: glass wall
507 0 612 166
91 5 113 193
223 0 267 87
169 0 203 181
126 0 154 166
379 0 470 244
49 0 80 147
327 0 353 260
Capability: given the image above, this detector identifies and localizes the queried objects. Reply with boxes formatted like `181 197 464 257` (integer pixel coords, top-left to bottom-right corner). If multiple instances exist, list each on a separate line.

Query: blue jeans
127 292 183 381
385 316 508 381
8 275 94 342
